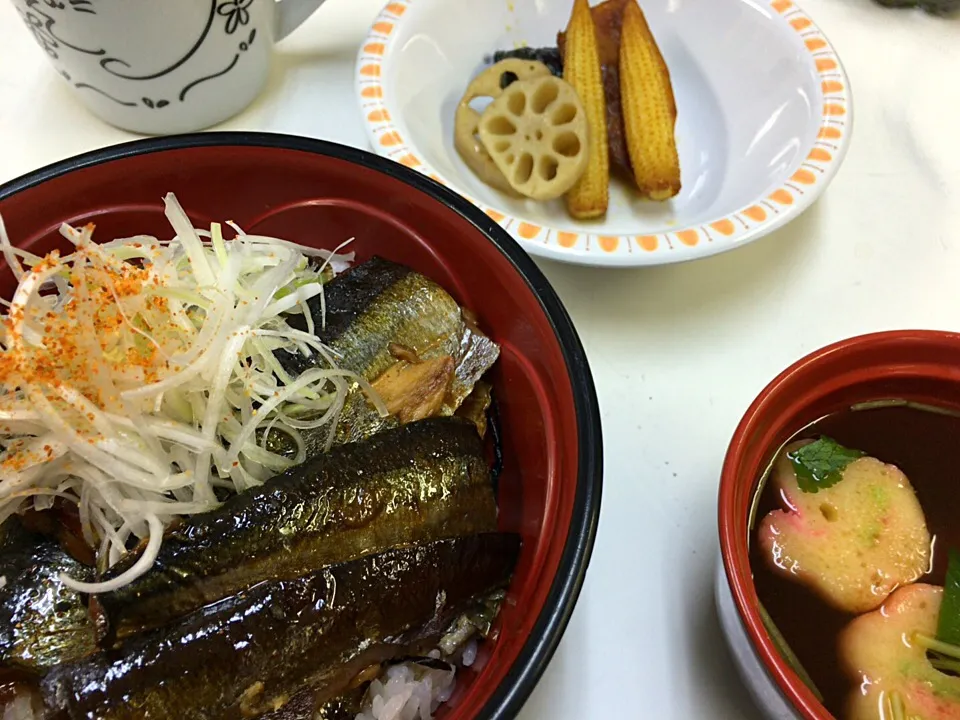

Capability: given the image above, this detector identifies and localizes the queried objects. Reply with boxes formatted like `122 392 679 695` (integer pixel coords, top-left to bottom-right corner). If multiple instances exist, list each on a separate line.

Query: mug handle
275 0 330 41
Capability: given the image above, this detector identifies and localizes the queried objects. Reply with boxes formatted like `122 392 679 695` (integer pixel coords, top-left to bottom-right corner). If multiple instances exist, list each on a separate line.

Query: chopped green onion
915 633 960 660
889 690 906 720
0 193 372 594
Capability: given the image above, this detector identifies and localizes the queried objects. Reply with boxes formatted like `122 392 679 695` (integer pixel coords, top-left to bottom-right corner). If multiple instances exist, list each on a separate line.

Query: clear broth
750 404 960 717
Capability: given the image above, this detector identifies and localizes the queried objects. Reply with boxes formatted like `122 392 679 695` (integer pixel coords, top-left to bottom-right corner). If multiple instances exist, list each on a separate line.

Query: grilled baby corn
620 0 681 200
563 0 609 219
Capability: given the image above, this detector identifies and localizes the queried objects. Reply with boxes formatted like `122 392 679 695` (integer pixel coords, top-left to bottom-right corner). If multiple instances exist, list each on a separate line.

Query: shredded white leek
0 193 387 593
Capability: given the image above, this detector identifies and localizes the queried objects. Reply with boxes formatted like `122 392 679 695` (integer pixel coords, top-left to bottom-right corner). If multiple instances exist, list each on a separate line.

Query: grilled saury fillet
0 517 97 676
93 417 498 641
42 533 520 720
276 257 500 451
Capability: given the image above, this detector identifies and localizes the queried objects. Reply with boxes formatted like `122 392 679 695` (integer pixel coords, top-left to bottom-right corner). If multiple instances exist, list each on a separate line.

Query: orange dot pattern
769 189 794 205
356 0 848 259
379 131 402 147
598 236 619 252
637 235 659 251
821 80 843 95
710 220 735 236
714 0 846 252
518 223 541 240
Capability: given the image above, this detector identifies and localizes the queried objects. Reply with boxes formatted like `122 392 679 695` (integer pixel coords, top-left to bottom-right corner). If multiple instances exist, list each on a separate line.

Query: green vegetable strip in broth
936 549 960 650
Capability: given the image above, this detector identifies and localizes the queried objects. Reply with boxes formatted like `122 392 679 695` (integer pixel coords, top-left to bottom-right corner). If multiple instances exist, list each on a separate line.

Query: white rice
353 661 456 720
460 640 478 668
350 637 482 720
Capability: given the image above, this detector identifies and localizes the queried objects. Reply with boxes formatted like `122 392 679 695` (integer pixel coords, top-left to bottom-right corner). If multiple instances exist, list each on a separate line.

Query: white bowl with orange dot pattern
356 0 852 268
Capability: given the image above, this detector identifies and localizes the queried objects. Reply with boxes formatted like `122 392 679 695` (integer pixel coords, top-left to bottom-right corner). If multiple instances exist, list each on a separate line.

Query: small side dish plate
356 0 853 267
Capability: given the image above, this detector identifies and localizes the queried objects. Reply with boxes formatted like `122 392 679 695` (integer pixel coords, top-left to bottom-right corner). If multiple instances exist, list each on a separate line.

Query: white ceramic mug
11 0 329 135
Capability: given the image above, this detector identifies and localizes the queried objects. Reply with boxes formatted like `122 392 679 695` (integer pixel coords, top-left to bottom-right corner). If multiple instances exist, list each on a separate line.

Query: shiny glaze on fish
94 417 498 641
254 657 451 720
277 257 499 451
255 687 358 720
0 518 97 676
42 533 520 720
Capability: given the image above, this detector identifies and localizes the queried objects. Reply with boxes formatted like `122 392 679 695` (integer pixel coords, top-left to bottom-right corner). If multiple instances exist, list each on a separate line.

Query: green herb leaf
787 436 864 494
936 549 960 648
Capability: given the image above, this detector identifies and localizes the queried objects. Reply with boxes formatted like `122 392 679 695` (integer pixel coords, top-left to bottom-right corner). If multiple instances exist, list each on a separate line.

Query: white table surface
1 1 959 718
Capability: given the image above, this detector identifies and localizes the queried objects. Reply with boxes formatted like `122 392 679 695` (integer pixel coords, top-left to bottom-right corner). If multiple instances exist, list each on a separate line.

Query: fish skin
0 518 97 676
276 257 499 451
254 645 462 719
312 693 364 720
456 381 493 438
42 533 520 720
257 676 371 720
93 417 498 642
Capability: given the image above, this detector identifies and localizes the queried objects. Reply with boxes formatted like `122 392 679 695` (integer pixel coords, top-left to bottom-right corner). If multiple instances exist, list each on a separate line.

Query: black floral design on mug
74 82 136 107
17 4 60 58
99 1 216 81
217 0 252 35
239 27 257 52
15 0 105 58
178 27 254 100
67 0 96 14
14 0 264 117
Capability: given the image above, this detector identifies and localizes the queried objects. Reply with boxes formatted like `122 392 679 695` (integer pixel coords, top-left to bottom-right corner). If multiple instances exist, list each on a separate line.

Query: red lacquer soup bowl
0 133 603 719
717 330 960 720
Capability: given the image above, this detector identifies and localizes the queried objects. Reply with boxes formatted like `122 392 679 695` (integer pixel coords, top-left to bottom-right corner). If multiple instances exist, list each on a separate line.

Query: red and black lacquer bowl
0 132 603 720
717 330 960 719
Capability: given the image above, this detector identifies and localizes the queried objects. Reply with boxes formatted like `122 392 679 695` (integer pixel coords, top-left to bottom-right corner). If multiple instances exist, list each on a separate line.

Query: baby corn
620 0 681 200
563 0 609 219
